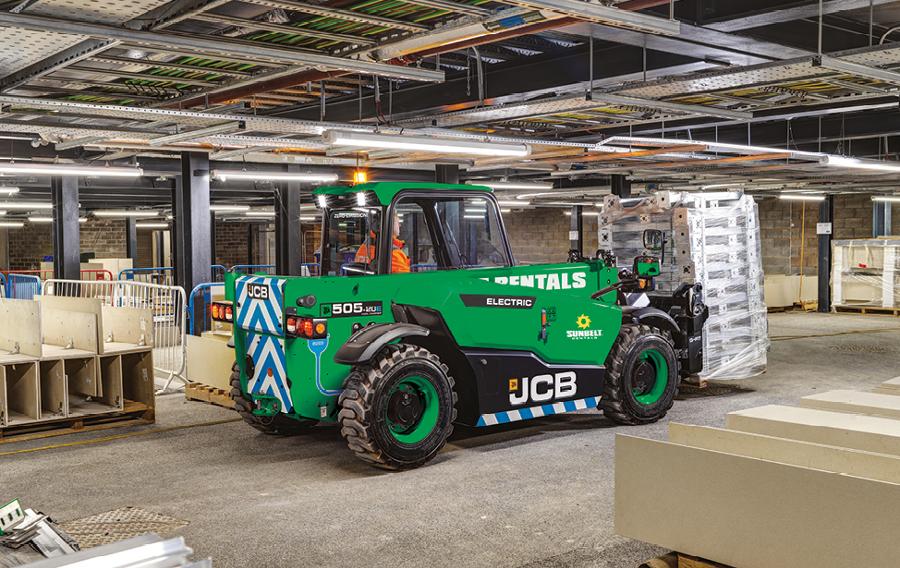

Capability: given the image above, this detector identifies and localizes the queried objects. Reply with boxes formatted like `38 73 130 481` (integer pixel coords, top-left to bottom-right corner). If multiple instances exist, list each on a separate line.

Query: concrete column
51 176 80 280
172 151 211 293
435 164 460 184
818 195 834 313
275 166 303 276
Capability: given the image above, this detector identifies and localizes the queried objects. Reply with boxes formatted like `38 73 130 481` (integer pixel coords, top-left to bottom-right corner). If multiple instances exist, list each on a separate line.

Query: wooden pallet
0 400 153 444
184 382 235 410
834 305 900 316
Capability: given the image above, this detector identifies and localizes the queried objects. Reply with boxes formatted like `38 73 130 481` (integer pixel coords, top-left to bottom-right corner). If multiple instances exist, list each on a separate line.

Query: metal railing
187 282 226 335
44 279 188 393
119 267 176 286
4 273 42 299
211 264 227 282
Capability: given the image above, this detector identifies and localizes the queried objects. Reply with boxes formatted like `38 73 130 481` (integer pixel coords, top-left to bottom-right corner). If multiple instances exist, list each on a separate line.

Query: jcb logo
248 284 269 300
509 372 577 406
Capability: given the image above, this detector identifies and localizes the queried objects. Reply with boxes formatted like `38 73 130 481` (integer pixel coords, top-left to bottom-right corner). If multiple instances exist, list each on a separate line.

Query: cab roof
314 181 492 206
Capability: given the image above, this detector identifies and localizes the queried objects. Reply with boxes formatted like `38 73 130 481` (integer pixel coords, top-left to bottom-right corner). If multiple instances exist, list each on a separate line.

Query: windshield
322 207 383 276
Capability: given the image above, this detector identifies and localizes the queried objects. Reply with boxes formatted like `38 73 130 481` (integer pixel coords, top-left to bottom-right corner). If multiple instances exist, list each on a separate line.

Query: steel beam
274 165 303 276
172 152 212 295
0 11 445 83
0 39 116 92
707 0 899 33
611 174 631 197
818 195 834 313
51 176 80 280
125 217 138 260
569 205 583 256
435 164 460 184
504 0 680 36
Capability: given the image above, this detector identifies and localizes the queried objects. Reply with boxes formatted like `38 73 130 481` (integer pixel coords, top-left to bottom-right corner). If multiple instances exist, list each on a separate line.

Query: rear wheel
229 362 317 435
601 325 679 425
338 344 457 470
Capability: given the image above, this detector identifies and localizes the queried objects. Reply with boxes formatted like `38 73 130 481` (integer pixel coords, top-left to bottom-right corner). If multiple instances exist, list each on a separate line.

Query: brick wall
6 219 129 270
215 221 252 267
504 208 598 265
756 194 878 276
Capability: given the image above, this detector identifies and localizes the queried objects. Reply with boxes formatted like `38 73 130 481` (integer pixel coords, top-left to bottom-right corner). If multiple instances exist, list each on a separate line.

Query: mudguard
622 306 681 341
334 322 430 365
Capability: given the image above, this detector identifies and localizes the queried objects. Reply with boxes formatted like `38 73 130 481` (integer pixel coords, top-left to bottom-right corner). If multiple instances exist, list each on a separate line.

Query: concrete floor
3 312 900 567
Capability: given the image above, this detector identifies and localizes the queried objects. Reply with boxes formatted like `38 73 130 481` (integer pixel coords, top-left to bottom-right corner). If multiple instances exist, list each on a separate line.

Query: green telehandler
212 182 708 469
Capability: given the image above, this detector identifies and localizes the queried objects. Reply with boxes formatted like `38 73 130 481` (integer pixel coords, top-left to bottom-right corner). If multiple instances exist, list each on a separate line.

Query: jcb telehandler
213 182 708 469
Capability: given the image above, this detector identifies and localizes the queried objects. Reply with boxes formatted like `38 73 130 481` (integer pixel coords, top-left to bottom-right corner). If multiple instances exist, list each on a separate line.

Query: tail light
286 316 327 339
211 301 234 322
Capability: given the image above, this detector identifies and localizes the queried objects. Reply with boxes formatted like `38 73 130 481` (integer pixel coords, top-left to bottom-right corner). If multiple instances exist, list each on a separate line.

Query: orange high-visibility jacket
355 235 410 273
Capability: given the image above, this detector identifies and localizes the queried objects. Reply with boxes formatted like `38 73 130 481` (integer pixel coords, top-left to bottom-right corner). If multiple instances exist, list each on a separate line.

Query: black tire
338 344 457 470
229 362 317 435
601 324 679 425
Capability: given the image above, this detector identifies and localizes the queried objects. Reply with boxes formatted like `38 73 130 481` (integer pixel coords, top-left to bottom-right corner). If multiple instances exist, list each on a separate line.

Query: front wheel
601 325 679 425
338 344 457 470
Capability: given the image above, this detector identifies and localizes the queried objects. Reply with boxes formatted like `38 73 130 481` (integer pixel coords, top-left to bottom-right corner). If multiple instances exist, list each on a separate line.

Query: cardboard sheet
668 423 900 484
615 435 900 568
0 299 42 357
800 389 900 420
41 309 99 354
726 404 900 456
101 306 153 348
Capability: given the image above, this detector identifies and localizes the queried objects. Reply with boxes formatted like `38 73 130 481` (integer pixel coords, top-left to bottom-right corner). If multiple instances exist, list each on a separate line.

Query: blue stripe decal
476 396 602 427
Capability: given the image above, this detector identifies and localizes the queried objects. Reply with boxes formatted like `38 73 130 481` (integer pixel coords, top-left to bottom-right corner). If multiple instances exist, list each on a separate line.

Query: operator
355 213 410 273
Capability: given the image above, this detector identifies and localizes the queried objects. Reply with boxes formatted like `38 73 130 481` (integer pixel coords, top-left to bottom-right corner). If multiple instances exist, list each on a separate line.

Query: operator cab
318 184 514 276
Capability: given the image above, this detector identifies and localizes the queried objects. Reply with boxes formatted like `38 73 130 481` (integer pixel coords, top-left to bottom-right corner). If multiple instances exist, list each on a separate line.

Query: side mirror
642 229 664 252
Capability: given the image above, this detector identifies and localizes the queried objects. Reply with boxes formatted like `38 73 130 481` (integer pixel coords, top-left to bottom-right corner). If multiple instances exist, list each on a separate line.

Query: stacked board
0 297 155 436
616 378 900 568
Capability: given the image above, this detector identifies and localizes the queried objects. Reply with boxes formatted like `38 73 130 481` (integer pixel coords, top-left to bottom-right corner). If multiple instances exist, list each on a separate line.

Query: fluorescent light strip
324 130 530 158
778 194 825 202
94 210 159 218
0 202 52 210
211 170 338 183
474 181 553 191
872 196 900 203
28 216 53 223
0 221 24 228
822 155 900 173
0 163 142 177
136 223 169 229
0 186 19 195
496 200 531 207
210 204 250 212
300 215 320 222
245 211 277 218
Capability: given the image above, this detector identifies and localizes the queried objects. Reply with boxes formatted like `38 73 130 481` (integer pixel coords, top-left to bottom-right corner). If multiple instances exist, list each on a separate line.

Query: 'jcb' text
509 372 578 406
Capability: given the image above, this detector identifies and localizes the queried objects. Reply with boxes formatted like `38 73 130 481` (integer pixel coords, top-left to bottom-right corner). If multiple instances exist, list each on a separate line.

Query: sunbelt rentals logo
567 314 602 340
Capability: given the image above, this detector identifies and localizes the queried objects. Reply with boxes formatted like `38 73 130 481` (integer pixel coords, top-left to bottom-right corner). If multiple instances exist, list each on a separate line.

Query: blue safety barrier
187 282 226 335
229 264 275 275
211 264 227 282
119 267 176 285
5 274 42 299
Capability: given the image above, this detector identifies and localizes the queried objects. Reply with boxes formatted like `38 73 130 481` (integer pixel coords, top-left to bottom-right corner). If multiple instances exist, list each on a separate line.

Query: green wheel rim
633 349 668 405
385 375 439 444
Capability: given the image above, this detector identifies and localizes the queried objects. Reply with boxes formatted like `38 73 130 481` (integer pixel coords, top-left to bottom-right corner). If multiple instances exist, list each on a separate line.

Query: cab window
322 207 382 276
